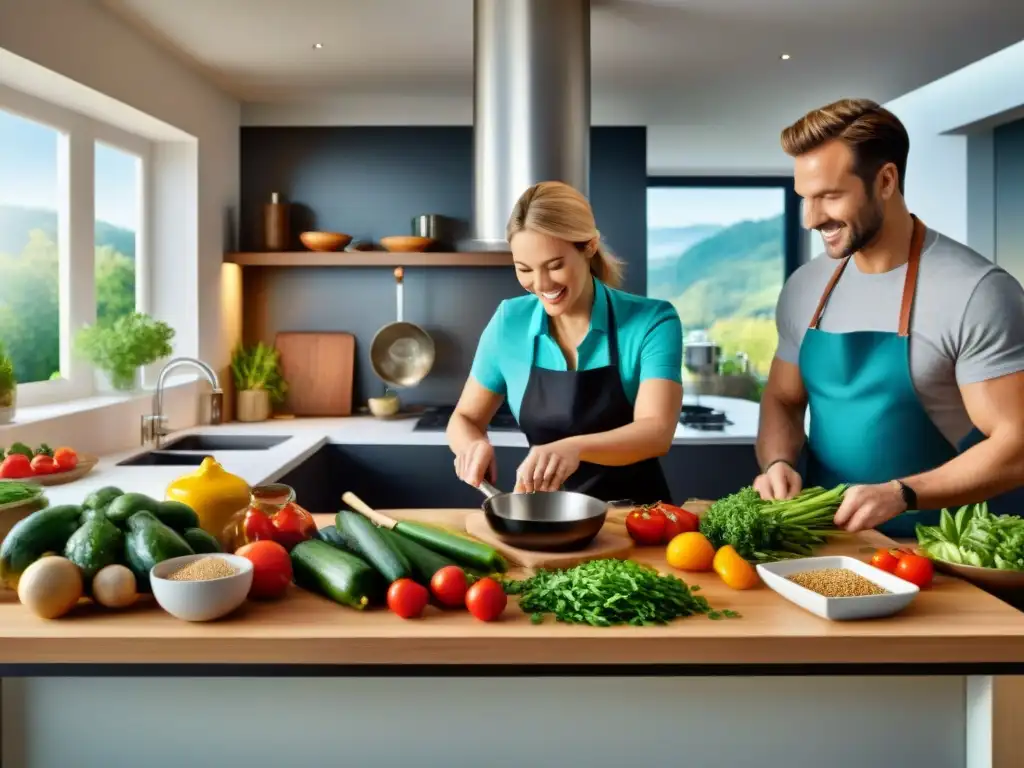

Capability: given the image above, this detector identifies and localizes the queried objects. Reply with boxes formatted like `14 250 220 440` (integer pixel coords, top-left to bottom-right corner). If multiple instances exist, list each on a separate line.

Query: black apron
517 290 673 505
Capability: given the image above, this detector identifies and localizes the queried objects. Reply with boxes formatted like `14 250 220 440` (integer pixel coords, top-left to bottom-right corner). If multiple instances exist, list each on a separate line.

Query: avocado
64 517 124 583
105 492 161 528
154 500 201 532
182 527 222 554
82 486 125 513
124 511 194 592
0 505 84 589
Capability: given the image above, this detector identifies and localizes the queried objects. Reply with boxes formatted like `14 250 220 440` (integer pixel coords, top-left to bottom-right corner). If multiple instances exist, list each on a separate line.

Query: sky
647 186 786 229
0 107 139 230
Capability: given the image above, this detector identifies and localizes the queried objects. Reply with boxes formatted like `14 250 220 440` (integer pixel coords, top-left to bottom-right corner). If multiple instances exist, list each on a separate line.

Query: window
0 109 64 385
0 86 152 408
94 141 141 325
646 177 802 400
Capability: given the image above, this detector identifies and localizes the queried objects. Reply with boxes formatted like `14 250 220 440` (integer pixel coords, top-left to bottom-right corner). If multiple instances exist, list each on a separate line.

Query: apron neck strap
808 215 927 337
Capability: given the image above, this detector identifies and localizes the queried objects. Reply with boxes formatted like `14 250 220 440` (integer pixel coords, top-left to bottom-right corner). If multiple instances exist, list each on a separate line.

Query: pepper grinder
263 192 290 251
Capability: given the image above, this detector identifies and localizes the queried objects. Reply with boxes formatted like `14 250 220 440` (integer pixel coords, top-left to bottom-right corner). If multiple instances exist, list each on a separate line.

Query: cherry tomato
387 578 430 619
658 503 700 541
29 454 59 475
236 540 293 599
0 454 32 479
243 509 277 544
271 504 317 551
894 553 934 588
870 548 901 574
52 447 78 472
430 565 468 608
465 577 507 622
625 508 667 545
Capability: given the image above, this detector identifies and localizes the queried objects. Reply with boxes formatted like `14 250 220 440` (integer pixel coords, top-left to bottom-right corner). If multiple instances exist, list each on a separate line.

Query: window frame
0 83 152 408
646 175 805 280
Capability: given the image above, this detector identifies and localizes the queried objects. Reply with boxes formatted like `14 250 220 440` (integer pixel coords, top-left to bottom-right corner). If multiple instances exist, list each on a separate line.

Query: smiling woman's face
510 230 591 317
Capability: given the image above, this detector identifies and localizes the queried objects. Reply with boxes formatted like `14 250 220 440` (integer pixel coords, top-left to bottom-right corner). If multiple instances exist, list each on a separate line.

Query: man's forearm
901 431 1024 509
446 412 489 455
755 393 806 470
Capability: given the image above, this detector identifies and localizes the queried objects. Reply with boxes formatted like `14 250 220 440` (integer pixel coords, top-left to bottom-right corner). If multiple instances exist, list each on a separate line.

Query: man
753 97 1024 538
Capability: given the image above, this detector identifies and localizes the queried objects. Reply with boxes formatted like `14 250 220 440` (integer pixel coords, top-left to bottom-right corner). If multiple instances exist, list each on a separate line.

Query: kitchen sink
158 434 289 451
117 451 210 467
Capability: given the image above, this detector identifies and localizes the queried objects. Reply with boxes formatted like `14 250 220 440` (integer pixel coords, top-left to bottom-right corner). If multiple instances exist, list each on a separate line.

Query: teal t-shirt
469 278 683 420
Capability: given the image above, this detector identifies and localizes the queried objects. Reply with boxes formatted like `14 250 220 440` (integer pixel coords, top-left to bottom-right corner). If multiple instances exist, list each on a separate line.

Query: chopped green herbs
699 485 847 563
501 558 739 627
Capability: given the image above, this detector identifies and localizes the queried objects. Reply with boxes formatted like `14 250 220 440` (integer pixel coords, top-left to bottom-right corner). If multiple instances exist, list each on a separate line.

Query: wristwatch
895 480 918 511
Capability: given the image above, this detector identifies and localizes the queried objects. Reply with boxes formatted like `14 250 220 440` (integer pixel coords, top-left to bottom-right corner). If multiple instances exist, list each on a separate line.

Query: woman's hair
506 180 625 289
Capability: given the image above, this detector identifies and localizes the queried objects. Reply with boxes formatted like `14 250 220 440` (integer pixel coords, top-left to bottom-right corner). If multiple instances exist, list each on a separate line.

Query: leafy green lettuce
915 502 1024 571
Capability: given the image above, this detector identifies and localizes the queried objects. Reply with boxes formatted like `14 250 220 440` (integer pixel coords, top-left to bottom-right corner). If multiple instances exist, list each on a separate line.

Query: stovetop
679 404 732 431
413 405 521 432
413 403 731 432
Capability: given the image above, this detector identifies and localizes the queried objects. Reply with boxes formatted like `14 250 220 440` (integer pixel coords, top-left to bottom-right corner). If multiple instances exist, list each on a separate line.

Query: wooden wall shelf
224 251 513 267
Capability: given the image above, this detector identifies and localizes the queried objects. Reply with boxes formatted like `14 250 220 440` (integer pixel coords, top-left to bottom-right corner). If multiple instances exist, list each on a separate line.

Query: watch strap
896 480 918 511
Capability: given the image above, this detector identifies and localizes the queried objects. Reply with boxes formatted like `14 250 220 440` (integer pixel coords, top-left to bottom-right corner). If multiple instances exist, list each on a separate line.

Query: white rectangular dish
756 555 919 621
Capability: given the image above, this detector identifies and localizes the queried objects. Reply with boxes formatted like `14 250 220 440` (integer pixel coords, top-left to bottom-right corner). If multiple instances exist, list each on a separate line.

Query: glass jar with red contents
236 483 317 552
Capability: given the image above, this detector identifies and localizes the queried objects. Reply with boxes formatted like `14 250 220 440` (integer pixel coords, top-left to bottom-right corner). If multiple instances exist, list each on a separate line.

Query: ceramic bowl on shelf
150 553 253 622
756 555 919 621
299 231 352 252
380 235 434 253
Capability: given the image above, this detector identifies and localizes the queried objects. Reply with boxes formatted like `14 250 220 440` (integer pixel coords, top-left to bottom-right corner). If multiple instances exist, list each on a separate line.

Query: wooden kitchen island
1 509 1022 768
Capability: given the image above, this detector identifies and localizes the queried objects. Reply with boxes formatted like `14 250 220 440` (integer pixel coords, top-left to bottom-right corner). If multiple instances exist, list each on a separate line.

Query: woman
447 180 683 503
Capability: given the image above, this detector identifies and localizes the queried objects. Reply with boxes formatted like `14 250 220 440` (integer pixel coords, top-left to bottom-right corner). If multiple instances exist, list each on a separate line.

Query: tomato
243 509 277 544
666 532 716 571
430 565 468 608
625 507 667 545
870 548 901 574
387 578 430 619
235 540 293 599
894 553 934 588
713 545 760 590
0 454 32 479
29 455 59 475
270 504 317 551
657 503 700 540
465 577 507 622
52 447 78 473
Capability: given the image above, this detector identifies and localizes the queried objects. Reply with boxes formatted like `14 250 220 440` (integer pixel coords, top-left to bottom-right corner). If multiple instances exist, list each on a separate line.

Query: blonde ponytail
506 180 626 289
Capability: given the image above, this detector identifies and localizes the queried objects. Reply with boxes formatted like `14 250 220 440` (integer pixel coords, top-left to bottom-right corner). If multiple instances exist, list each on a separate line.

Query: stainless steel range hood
468 0 591 251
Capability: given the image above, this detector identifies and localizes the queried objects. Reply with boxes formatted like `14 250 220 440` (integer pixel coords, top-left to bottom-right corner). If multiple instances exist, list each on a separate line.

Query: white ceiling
99 0 1024 126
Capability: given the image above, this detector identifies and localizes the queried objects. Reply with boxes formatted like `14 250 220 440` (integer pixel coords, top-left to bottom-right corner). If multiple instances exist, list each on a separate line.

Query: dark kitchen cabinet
277 442 759 514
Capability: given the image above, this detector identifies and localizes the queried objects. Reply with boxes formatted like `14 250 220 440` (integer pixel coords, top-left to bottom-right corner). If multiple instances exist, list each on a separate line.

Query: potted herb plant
230 342 287 422
0 343 15 424
74 312 175 393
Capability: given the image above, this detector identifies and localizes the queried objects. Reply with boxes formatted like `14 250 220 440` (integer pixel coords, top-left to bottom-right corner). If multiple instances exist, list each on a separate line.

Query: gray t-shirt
776 226 1024 446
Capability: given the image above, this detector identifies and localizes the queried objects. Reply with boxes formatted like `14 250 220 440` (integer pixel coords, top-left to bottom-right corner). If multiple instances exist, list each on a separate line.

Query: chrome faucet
141 357 224 447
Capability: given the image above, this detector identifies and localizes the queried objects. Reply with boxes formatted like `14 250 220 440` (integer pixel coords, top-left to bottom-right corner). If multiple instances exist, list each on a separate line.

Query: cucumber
290 539 383 610
124 511 195 592
317 525 353 551
0 504 84 589
154 501 201 532
391 519 506 573
182 527 222 554
378 526 462 585
64 517 124 583
335 510 411 583
106 492 162 528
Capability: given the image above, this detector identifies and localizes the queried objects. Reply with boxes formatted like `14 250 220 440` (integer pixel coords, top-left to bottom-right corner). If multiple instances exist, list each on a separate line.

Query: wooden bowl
380 236 435 253
299 232 352 252
0 454 99 486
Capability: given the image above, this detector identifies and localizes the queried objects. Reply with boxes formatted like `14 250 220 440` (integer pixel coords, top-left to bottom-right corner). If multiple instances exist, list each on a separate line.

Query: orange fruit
665 532 716 571
712 545 760 590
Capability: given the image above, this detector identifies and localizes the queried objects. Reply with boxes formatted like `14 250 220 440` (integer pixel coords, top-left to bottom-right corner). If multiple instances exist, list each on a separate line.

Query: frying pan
370 267 435 388
477 480 610 552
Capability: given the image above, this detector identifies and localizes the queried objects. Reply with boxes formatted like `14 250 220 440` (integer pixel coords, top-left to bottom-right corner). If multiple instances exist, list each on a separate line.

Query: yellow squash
165 457 251 544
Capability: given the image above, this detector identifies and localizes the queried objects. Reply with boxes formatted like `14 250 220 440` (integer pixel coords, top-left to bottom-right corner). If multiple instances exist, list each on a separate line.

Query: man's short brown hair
781 98 910 195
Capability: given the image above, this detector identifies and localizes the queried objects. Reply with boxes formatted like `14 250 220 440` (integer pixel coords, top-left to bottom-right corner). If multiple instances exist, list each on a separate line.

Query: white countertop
40 395 758 507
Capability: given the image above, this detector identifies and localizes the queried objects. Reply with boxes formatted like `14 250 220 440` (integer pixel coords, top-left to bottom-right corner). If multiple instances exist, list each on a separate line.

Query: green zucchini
290 539 383 610
391 519 506 573
317 525 353 551
378 526 463 585
335 510 411 582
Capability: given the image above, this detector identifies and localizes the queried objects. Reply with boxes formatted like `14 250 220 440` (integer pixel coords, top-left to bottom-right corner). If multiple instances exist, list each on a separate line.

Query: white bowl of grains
150 554 254 622
756 555 919 621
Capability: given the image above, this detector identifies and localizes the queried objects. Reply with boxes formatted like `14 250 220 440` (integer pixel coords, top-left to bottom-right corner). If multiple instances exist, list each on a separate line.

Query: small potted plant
230 342 287 422
74 312 175 392
0 342 15 424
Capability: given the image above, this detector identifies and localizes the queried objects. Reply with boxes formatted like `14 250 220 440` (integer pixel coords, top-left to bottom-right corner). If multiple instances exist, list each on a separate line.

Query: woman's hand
453 439 497 488
514 441 581 493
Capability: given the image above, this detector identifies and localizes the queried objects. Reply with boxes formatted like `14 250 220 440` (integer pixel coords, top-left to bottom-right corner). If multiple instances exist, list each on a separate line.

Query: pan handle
394 267 404 323
477 480 502 499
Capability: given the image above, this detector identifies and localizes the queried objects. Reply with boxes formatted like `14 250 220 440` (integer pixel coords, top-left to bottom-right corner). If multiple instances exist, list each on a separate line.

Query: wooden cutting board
274 332 355 416
464 511 634 570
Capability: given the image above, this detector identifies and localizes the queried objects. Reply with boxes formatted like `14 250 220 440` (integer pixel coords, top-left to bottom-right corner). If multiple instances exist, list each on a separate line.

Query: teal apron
799 216 958 539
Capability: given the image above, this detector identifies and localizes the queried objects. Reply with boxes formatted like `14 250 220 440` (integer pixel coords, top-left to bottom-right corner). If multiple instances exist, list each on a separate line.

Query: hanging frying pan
370 267 435 388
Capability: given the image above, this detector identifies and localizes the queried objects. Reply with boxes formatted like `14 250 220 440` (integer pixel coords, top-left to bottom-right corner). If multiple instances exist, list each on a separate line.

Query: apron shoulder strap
808 258 850 329
898 216 927 338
